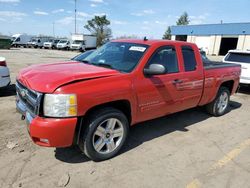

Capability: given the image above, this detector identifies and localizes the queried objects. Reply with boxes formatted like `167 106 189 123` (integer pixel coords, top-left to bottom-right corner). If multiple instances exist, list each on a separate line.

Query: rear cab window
225 52 250 63
181 46 197 71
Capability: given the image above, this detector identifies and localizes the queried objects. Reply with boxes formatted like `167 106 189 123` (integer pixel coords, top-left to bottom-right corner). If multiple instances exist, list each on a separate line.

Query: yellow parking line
186 179 201 188
210 138 250 170
186 138 250 188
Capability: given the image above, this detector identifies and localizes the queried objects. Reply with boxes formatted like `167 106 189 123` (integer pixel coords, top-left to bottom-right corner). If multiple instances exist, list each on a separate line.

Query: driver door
134 45 184 122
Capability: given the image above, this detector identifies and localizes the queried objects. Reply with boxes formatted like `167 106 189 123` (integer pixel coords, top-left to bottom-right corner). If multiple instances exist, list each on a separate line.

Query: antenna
143 36 148 41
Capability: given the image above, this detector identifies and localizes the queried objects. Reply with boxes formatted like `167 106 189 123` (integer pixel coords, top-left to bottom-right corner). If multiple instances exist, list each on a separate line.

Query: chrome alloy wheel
217 91 229 114
92 118 124 154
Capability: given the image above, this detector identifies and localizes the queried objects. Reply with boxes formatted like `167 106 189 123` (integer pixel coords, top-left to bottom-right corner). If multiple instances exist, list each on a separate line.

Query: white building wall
208 35 222 56
237 35 250 50
171 35 176 40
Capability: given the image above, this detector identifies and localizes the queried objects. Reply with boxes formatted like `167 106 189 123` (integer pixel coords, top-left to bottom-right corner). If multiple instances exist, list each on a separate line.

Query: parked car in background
0 57 11 88
57 39 70 50
16 40 241 161
0 35 12 49
71 50 95 61
43 39 60 49
223 50 250 85
27 37 52 48
11 34 32 48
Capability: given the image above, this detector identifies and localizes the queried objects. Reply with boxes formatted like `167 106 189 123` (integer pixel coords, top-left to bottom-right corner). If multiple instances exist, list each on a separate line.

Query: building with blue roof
171 23 250 55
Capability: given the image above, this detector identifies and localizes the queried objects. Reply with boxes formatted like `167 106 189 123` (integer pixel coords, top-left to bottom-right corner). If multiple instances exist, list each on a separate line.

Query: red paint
29 116 77 147
17 40 241 147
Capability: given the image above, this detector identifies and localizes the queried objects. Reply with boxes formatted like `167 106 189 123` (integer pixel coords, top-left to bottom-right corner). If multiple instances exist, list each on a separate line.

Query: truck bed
204 61 241 70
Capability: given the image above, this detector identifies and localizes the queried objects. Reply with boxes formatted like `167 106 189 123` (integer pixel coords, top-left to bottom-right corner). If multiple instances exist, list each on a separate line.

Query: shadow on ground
55 100 241 163
0 84 16 97
238 85 250 95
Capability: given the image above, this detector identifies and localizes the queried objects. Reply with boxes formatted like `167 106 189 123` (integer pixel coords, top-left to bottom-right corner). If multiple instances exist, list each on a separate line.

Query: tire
79 107 129 161
206 86 230 116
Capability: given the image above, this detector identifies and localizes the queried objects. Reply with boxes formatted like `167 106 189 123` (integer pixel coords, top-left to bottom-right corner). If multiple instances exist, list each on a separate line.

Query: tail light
0 57 6 67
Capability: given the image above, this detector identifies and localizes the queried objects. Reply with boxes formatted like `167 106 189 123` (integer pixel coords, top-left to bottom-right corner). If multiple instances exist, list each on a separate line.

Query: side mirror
144 64 166 76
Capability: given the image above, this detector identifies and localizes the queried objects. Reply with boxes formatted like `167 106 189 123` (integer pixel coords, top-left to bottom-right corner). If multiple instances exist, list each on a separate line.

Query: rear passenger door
175 45 204 110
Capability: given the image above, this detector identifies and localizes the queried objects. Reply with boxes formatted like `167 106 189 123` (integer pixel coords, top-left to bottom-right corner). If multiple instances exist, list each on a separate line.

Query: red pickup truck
16 39 241 161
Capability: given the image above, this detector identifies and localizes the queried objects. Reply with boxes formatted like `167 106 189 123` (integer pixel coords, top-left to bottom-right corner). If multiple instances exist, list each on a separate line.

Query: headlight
44 94 77 117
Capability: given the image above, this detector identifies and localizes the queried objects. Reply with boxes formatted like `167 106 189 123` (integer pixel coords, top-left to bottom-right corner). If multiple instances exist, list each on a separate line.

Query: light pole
53 22 55 37
75 0 77 34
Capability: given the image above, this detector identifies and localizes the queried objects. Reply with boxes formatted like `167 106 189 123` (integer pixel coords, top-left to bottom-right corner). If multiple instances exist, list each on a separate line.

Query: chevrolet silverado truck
16 39 241 161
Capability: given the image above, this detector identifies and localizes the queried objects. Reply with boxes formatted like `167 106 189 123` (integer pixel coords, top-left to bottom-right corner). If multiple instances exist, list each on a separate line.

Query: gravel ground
0 48 250 188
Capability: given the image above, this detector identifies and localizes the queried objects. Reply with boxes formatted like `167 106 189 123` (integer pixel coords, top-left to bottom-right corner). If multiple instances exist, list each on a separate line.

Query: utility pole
53 22 55 37
75 0 77 34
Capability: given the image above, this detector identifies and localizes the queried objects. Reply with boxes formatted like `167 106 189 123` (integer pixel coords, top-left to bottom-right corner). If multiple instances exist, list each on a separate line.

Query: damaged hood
17 61 120 93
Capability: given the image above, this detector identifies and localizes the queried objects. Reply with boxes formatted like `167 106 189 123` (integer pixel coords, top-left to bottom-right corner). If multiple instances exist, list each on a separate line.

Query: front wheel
79 107 129 161
206 87 230 116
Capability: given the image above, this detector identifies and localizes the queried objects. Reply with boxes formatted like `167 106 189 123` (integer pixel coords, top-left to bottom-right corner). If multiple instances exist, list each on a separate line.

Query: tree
162 26 171 40
84 15 112 46
176 12 190 25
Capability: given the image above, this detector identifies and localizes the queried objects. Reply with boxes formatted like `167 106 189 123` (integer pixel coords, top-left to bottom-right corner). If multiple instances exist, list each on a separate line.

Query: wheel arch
74 100 132 145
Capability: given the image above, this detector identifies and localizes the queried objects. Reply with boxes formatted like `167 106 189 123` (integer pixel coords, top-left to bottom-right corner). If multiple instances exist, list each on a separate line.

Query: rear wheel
206 87 230 116
79 107 129 161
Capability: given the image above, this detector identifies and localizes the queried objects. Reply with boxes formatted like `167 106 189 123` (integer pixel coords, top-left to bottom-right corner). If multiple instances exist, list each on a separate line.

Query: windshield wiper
78 60 91 64
92 63 114 70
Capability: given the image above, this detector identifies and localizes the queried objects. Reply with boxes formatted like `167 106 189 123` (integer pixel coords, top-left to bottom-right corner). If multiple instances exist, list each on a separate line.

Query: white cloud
52 9 64 14
143 9 155 14
131 13 143 17
89 0 103 3
0 11 26 17
0 11 26 22
131 9 155 17
190 13 209 25
67 10 72 14
94 12 107 16
33 11 49 15
0 18 6 22
143 21 149 24
0 0 20 3
155 20 167 25
56 16 74 25
77 11 91 17
112 20 127 25
90 3 97 7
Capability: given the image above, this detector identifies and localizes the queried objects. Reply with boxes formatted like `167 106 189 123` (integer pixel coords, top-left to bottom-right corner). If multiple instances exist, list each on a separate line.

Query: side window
147 46 179 74
181 46 197 71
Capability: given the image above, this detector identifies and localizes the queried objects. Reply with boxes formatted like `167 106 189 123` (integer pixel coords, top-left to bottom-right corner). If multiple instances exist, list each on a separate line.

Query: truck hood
17 61 121 93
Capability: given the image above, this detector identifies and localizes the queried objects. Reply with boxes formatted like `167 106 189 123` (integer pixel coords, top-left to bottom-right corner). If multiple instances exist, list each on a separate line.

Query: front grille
16 81 43 116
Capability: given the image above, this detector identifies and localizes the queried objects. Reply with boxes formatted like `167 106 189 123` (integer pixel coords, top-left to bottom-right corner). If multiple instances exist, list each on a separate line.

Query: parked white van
11 34 32 47
57 39 70 50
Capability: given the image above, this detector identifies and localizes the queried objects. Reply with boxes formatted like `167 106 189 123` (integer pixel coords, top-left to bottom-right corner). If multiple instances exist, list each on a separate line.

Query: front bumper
16 94 77 147
29 116 77 147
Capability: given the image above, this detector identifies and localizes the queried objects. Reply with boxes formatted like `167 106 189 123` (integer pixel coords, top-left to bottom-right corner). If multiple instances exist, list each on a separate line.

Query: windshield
72 50 95 61
84 42 149 73
225 52 250 63
72 40 83 44
59 40 67 43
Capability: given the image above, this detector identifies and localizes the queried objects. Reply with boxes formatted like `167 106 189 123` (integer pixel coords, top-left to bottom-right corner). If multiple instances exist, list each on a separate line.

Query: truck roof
228 49 250 54
112 39 194 46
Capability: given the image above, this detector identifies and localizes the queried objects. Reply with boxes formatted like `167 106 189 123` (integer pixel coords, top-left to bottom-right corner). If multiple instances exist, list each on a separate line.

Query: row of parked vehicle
11 34 97 52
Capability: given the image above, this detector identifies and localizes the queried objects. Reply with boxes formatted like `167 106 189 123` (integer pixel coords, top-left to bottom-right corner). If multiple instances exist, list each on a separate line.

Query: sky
0 0 250 39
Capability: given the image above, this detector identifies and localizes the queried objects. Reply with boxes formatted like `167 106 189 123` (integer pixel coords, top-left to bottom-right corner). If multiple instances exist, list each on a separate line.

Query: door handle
172 79 183 84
